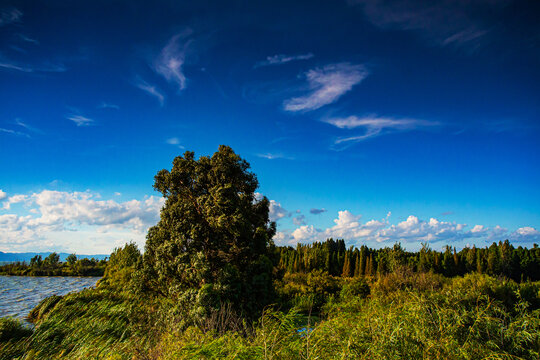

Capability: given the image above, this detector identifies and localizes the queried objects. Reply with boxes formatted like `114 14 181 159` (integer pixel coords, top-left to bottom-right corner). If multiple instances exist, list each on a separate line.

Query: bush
340 277 370 299
98 242 142 290
372 266 444 296
0 318 32 342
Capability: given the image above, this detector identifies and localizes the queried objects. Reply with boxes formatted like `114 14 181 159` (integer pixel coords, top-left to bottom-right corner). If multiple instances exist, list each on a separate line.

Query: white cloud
470 224 485 233
98 102 119 110
0 54 66 73
0 127 30 138
269 200 290 221
166 137 185 149
0 190 165 253
153 31 192 91
273 209 537 248
256 153 294 160
66 114 94 127
292 225 319 242
2 194 28 210
135 78 165 106
15 119 42 134
283 63 368 112
324 115 437 144
166 137 180 145
0 7 22 26
509 227 540 243
255 53 314 68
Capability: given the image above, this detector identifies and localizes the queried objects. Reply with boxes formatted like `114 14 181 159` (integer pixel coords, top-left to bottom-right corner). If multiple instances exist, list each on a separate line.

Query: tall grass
1 273 538 359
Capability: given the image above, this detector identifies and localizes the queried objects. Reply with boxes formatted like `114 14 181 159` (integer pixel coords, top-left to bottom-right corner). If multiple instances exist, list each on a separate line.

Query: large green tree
139 145 276 321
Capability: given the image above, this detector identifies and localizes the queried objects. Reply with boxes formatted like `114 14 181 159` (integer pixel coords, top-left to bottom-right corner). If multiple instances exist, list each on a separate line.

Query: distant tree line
0 252 106 276
277 239 540 282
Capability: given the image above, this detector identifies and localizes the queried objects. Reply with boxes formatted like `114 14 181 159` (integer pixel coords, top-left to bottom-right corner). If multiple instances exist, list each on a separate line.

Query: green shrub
340 277 370 299
0 318 32 342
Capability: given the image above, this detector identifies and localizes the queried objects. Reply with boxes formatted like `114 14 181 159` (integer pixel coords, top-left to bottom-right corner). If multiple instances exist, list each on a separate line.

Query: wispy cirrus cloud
135 78 165 106
98 102 119 110
0 7 22 26
18 34 38 44
66 114 94 127
165 137 185 149
324 115 438 145
0 57 66 73
0 127 30 138
255 53 314 68
14 119 43 135
153 30 192 92
256 152 294 160
348 0 509 49
283 63 368 112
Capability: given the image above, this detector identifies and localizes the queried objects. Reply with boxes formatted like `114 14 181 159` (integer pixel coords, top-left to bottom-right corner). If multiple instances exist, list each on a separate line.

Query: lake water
0 276 100 321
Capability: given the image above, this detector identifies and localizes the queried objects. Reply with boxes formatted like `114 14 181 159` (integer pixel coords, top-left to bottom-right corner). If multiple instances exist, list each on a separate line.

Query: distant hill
0 251 108 263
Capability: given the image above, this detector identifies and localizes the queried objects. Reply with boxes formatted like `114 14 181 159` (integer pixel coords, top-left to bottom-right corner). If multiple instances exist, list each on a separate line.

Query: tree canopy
139 145 276 321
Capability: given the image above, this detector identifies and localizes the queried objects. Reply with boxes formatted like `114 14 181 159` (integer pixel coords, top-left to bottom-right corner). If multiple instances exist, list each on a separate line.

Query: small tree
99 242 141 289
44 253 60 268
66 253 77 266
30 255 42 268
139 146 276 322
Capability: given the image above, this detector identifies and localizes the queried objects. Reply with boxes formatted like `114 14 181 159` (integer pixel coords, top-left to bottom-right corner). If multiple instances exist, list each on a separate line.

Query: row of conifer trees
277 239 540 281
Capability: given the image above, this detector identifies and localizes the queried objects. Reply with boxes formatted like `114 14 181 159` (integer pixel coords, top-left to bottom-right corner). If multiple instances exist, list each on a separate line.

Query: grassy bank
1 270 538 359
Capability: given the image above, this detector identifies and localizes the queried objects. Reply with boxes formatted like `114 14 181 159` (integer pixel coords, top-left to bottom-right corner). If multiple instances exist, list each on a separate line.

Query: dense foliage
1 269 538 359
0 253 106 276
137 145 276 322
278 239 540 281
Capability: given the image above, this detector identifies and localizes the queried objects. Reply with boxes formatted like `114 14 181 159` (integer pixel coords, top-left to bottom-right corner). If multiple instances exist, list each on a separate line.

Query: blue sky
1 0 539 253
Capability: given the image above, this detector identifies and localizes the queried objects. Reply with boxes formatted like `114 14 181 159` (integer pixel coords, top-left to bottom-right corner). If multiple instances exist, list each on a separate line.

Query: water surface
0 276 100 320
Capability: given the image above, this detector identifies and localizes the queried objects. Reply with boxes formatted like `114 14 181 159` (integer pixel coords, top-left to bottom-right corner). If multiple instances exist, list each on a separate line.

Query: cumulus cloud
283 63 368 112
310 208 327 214
135 78 165 106
509 227 540 243
0 190 164 252
269 200 290 221
348 0 508 49
324 115 437 144
153 31 192 91
0 7 22 26
2 194 29 210
273 209 538 248
255 53 314 68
